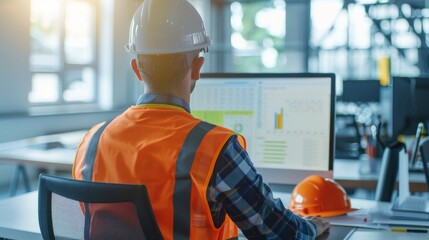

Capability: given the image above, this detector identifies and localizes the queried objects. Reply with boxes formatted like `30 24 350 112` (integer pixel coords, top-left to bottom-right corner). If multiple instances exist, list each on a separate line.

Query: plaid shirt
137 94 316 239
208 136 317 240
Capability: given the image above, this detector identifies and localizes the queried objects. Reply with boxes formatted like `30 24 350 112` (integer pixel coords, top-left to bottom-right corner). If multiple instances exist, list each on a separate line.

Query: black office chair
38 174 163 240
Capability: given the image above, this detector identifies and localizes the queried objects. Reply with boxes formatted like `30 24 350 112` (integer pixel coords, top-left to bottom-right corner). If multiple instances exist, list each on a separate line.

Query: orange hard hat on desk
288 175 357 218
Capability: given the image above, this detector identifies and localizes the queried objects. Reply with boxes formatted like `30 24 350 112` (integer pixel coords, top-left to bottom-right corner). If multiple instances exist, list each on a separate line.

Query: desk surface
0 131 85 171
0 131 427 191
0 191 427 240
0 191 41 240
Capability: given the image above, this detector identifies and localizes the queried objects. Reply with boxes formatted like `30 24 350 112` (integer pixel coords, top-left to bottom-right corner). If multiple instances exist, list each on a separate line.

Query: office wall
0 0 31 114
99 0 142 110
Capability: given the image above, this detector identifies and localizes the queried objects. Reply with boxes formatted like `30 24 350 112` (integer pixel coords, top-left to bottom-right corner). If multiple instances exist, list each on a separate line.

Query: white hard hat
125 0 211 55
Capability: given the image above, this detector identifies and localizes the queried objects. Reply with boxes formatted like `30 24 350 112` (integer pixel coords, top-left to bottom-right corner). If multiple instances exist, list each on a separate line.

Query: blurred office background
1 0 429 198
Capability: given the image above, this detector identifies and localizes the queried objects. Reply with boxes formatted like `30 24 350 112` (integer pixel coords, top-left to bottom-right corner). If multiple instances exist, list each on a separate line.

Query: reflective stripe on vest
81 120 216 239
82 120 112 182
81 120 111 240
173 121 215 239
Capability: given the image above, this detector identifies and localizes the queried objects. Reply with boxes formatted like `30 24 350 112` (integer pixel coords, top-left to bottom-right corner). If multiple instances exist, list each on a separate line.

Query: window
29 0 97 105
310 1 423 79
194 0 306 73
229 1 286 72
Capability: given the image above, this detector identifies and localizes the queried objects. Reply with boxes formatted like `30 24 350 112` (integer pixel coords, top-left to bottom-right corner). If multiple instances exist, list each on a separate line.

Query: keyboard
392 195 429 220
396 196 427 212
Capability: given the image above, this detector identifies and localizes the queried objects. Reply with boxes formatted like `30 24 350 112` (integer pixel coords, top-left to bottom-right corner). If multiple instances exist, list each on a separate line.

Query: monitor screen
190 73 335 184
383 77 429 138
341 80 380 103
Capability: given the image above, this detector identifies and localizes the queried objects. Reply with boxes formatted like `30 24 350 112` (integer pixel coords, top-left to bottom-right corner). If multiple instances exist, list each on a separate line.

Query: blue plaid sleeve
207 136 317 240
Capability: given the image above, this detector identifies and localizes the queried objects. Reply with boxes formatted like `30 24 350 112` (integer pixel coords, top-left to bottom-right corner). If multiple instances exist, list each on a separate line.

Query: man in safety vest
73 0 330 239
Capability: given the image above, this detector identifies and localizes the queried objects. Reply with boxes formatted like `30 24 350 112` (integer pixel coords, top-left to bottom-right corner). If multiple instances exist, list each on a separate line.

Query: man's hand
304 216 330 237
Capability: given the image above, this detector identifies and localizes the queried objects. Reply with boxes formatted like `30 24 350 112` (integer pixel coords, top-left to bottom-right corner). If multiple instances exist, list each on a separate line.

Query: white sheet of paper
325 208 388 229
371 203 429 227
348 230 428 240
398 149 410 205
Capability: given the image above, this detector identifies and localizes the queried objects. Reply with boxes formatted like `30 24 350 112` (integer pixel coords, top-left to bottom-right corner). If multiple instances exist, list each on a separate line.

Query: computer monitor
190 73 335 185
382 77 429 138
340 80 380 103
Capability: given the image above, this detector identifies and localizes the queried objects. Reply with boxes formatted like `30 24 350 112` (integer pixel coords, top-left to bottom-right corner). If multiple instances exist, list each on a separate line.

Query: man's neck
144 89 190 103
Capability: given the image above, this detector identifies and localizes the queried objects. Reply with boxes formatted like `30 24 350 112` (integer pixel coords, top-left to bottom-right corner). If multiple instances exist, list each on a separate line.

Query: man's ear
191 56 205 81
131 58 143 81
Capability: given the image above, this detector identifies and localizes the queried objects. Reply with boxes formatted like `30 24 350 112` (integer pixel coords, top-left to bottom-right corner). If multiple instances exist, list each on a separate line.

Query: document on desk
391 196 429 220
371 201 429 227
325 209 388 229
346 229 428 240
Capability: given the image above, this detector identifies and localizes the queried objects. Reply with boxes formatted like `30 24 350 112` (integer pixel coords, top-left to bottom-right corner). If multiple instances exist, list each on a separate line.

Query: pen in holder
374 141 406 202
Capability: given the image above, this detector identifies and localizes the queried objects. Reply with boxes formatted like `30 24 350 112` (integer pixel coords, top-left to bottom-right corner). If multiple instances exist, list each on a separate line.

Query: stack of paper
391 196 429 220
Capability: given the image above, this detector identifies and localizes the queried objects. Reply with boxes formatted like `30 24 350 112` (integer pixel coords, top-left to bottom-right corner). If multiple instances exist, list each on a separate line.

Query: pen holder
374 141 406 202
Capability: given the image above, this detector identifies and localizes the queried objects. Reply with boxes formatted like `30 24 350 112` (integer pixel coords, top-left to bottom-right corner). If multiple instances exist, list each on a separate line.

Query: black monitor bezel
341 79 380 103
199 72 335 172
390 76 429 138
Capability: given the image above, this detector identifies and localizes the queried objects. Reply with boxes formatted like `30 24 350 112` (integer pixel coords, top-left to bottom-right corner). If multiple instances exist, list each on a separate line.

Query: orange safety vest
73 104 245 239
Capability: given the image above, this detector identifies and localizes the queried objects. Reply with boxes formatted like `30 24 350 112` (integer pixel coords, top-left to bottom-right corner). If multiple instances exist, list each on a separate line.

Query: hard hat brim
304 208 359 218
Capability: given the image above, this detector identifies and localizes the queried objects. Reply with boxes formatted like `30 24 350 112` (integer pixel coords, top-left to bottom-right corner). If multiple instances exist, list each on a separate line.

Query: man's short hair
137 50 200 88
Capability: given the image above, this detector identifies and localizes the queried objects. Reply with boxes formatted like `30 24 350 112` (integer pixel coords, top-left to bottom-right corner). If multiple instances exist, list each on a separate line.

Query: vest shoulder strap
81 120 112 181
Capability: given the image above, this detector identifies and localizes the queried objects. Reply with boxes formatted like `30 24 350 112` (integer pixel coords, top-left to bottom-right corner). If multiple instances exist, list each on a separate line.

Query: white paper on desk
372 216 429 227
324 209 388 230
398 149 410 205
348 230 429 240
371 203 429 227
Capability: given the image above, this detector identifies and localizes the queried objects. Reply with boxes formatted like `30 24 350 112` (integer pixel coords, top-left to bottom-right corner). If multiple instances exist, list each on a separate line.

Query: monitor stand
419 137 429 192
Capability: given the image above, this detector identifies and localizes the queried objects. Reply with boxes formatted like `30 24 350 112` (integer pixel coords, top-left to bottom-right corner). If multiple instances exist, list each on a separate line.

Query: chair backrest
419 137 429 192
38 173 163 240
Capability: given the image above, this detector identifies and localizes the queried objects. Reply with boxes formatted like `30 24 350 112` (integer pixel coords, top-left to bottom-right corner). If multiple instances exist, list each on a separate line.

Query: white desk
0 191 427 240
0 131 85 196
0 131 85 171
0 191 41 240
0 148 76 171
0 132 428 196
